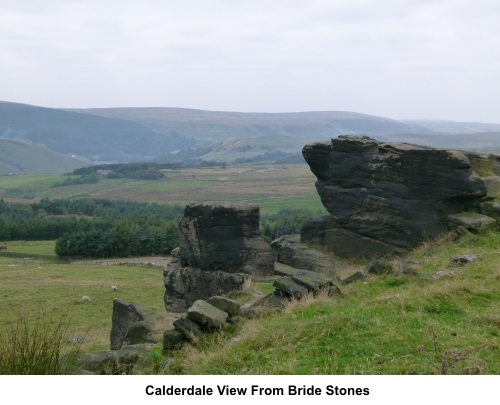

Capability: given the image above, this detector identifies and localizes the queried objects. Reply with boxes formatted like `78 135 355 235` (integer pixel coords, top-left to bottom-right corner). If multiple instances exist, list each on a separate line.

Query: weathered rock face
164 202 274 312
163 266 248 312
179 202 275 274
302 135 488 257
270 234 337 278
110 299 178 350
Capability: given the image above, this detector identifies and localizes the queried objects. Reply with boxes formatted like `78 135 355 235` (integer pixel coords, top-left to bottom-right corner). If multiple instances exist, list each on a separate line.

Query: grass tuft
0 310 85 374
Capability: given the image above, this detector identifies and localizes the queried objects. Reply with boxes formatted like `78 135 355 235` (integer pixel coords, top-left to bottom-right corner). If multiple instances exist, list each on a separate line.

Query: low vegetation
0 230 498 374
165 231 499 375
0 198 321 258
0 311 84 374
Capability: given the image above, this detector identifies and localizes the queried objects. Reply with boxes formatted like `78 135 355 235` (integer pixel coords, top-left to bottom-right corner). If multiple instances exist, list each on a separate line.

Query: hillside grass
0 231 498 374
0 164 322 214
166 231 500 375
0 259 166 351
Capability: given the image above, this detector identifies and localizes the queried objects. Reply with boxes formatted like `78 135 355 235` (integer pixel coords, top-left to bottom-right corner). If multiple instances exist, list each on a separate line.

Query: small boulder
162 329 186 351
447 212 496 233
450 254 482 266
173 317 204 342
291 269 334 291
206 296 240 317
273 277 309 298
341 271 366 285
365 259 394 275
187 300 228 330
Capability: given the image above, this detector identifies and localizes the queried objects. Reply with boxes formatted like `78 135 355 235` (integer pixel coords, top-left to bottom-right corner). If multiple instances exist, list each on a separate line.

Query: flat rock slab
450 254 482 266
206 296 240 317
274 262 300 277
447 212 496 233
187 300 228 330
291 269 334 291
273 277 309 297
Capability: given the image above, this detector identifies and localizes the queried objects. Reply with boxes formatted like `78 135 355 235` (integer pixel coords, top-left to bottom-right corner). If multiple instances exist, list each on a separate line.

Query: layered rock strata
164 202 275 311
302 135 488 257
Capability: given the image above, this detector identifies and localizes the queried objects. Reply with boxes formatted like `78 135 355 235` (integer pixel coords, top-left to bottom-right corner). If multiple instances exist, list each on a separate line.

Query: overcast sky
1 0 500 122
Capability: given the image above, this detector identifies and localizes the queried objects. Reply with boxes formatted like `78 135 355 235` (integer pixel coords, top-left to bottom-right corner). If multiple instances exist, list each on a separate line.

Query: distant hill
0 101 190 163
1 101 499 172
74 107 433 144
0 139 90 174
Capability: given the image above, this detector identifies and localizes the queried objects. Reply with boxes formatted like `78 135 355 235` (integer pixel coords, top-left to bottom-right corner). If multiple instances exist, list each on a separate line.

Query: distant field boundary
0 251 70 263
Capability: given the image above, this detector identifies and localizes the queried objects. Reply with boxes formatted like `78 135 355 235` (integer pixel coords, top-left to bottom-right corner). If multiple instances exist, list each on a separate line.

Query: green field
0 232 498 374
0 164 323 214
0 257 166 350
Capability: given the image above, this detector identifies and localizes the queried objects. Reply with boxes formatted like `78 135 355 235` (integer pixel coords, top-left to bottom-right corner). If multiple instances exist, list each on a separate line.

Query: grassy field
0 164 323 214
0 256 166 351
0 231 498 374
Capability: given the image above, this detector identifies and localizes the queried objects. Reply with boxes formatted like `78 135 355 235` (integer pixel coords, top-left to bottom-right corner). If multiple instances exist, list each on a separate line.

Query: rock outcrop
164 202 275 311
270 234 337 278
301 135 489 257
110 299 178 350
178 202 274 274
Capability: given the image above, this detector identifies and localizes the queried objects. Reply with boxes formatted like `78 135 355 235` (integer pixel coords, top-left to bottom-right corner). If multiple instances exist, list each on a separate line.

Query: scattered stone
162 329 186 351
173 317 204 342
274 261 300 277
81 296 92 303
450 254 482 266
111 285 118 291
106 299 180 356
270 234 336 277
291 269 334 291
206 296 240 317
226 336 242 346
326 285 342 297
365 259 394 275
341 271 366 285
187 300 228 330
110 299 155 350
447 212 497 233
239 294 284 318
273 277 309 298
124 320 157 345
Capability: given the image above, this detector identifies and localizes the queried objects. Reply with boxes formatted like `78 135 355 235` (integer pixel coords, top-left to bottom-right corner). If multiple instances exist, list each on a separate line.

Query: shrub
0 311 85 375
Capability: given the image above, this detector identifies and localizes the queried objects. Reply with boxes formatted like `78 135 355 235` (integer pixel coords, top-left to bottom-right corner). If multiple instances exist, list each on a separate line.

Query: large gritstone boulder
178 202 275 275
301 135 488 257
164 202 274 312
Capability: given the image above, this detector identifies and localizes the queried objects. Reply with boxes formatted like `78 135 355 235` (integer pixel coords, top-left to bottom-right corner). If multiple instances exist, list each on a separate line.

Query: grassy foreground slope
0 230 498 374
168 231 499 375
